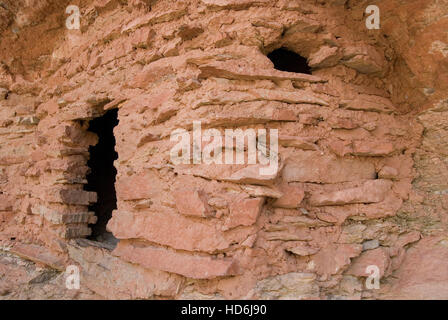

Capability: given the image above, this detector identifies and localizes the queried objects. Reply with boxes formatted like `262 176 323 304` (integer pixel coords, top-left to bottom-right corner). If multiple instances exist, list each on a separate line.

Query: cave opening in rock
84 109 119 245
267 48 311 74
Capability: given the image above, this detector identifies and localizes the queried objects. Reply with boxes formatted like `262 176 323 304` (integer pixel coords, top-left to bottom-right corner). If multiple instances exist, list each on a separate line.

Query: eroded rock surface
0 0 447 300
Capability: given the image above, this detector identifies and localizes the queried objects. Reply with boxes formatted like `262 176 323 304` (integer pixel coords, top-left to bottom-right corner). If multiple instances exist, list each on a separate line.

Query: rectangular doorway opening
84 108 119 247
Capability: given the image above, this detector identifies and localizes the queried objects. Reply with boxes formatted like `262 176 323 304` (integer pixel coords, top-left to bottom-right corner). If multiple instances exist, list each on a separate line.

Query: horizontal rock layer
0 0 446 301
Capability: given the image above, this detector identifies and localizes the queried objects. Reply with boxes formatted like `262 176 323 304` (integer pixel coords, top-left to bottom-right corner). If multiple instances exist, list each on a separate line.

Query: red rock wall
0 0 447 299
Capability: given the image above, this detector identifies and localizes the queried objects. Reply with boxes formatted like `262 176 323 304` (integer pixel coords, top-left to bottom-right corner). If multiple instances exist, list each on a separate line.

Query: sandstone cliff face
0 0 447 300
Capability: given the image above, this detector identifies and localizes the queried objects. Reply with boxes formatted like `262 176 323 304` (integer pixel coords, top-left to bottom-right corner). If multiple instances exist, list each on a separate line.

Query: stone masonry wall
0 0 447 299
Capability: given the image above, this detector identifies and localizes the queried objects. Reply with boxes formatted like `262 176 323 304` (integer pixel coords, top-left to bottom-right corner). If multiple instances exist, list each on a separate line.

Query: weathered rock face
0 0 447 300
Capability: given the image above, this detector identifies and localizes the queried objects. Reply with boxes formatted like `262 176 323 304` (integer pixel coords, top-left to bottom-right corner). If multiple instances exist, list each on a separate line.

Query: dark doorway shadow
84 109 119 247
267 48 311 74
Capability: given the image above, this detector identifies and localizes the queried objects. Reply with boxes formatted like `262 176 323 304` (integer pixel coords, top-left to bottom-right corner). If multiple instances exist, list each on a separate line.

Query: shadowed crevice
267 48 311 74
84 109 119 246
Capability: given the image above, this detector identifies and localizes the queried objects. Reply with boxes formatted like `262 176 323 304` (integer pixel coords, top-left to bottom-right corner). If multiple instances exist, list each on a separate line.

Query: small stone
0 88 8 99
346 247 391 278
225 197 264 229
309 180 393 207
241 185 283 199
378 166 399 180
308 46 342 68
207 197 228 208
174 188 213 217
113 241 239 279
273 183 305 208
362 239 380 251
0 288 10 296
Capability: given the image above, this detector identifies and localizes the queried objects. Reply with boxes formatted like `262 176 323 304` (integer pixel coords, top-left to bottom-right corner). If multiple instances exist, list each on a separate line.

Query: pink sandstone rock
309 46 342 68
115 171 163 201
273 183 305 208
312 244 363 277
68 239 183 299
130 64 175 88
198 60 323 83
282 153 376 183
346 247 391 278
278 135 318 150
309 180 393 206
342 45 386 75
108 210 254 253
224 165 278 186
378 166 399 180
113 241 240 279
225 197 264 229
174 188 213 217
130 28 156 48
0 0 446 301
0 195 13 211
384 237 448 299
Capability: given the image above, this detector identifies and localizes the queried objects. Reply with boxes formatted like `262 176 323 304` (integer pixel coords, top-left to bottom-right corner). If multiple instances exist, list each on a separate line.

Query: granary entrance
267 48 311 74
84 109 119 245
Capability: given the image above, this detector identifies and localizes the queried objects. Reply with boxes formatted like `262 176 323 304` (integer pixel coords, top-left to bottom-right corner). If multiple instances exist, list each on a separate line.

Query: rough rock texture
0 243 100 299
0 0 447 300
